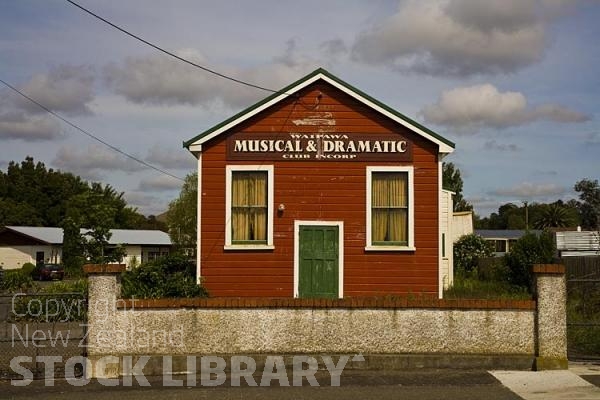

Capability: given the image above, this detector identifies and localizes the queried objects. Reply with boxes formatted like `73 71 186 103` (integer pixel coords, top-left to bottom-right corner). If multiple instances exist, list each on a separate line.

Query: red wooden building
185 68 455 298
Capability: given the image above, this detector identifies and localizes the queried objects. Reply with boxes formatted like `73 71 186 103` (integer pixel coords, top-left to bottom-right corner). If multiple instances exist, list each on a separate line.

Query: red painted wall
200 82 439 297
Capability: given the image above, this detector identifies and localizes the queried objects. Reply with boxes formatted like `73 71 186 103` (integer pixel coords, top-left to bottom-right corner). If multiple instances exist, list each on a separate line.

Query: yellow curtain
232 172 267 241
372 173 407 243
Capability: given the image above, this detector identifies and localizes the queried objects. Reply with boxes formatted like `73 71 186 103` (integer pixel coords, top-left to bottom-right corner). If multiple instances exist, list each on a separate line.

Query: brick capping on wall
83 264 127 274
79 263 570 311
116 297 536 310
532 264 565 274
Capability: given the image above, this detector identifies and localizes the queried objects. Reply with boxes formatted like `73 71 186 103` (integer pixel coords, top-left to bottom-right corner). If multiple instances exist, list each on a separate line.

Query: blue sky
1 0 598 216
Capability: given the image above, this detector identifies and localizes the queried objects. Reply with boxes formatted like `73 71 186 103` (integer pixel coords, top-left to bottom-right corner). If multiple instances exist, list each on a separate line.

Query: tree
574 179 600 230
533 203 575 229
0 157 147 229
0 157 88 227
61 189 128 272
454 233 493 274
167 173 197 255
80 198 126 264
505 232 555 290
61 215 84 273
442 162 472 212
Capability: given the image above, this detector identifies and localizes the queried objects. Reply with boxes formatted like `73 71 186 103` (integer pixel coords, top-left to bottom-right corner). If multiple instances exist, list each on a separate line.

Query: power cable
67 0 326 111
66 0 279 94
0 78 185 182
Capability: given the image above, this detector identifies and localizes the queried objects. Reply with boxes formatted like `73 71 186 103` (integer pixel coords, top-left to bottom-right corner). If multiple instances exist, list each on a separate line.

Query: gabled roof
4 226 63 244
184 68 455 153
3 226 172 246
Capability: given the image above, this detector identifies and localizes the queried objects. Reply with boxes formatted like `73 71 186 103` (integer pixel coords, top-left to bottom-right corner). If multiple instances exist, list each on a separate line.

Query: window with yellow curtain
371 172 408 245
231 171 268 243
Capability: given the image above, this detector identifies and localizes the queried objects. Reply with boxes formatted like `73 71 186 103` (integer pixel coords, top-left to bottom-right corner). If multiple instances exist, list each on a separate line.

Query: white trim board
188 72 454 155
196 153 202 283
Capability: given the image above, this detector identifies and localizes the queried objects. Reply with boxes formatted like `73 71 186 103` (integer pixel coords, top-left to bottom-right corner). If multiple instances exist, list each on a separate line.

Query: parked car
31 264 64 281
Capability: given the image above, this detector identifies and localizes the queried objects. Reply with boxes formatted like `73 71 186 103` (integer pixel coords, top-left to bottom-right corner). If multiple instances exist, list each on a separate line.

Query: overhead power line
66 0 279 94
0 78 185 182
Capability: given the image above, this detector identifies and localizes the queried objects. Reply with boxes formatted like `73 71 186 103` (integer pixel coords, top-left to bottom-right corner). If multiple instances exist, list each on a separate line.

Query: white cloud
444 0 539 33
124 192 157 207
104 47 318 108
138 175 183 192
489 182 566 198
468 195 500 209
350 0 571 76
16 65 96 116
484 140 520 152
584 132 600 146
420 84 589 131
124 191 168 216
0 112 62 141
52 144 145 180
534 170 559 176
0 64 96 142
145 144 196 170
532 104 590 123
319 38 348 59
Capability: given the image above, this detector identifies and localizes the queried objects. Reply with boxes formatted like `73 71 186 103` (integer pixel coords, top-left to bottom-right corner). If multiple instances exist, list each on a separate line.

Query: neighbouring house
0 226 172 269
475 229 541 257
452 211 474 243
555 229 600 257
184 68 456 298
440 190 455 290
439 197 475 289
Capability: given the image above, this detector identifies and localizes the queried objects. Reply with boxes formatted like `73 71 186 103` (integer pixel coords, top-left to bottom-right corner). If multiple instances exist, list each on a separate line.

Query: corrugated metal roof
475 230 541 240
95 229 172 246
5 226 171 246
5 226 63 244
556 231 600 252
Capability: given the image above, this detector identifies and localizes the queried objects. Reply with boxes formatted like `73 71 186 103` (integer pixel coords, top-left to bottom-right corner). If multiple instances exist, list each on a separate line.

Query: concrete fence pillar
83 264 127 379
533 264 568 370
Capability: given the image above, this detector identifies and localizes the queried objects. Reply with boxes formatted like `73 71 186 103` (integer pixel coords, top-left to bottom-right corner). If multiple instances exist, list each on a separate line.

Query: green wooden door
299 225 339 298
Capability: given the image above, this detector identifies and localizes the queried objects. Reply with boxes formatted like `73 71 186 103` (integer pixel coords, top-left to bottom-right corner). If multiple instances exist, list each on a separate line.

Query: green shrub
444 276 531 300
505 231 555 289
44 278 88 295
454 233 494 273
477 257 511 282
1 269 34 293
121 255 208 299
21 262 36 276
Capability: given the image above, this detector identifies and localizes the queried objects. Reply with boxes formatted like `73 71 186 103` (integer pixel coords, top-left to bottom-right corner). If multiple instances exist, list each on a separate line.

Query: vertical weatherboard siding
200 83 439 297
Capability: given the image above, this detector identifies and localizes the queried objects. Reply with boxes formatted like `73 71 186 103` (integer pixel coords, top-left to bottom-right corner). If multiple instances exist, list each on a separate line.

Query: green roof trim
183 67 455 150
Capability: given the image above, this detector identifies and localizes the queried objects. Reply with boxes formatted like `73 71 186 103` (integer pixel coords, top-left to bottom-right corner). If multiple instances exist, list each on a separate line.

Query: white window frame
365 166 415 251
225 165 274 250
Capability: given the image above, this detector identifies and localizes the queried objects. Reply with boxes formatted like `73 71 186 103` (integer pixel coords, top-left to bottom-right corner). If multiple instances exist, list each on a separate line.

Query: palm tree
533 204 574 229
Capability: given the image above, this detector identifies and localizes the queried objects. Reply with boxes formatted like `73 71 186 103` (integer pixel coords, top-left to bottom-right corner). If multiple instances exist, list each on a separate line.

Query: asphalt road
0 369 523 400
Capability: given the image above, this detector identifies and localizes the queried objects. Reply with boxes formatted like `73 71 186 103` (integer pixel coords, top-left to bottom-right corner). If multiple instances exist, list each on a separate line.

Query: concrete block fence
82 263 567 378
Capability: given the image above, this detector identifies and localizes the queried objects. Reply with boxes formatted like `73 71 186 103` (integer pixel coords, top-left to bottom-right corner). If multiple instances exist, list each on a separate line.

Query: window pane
232 171 267 242
495 240 507 253
371 172 408 244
